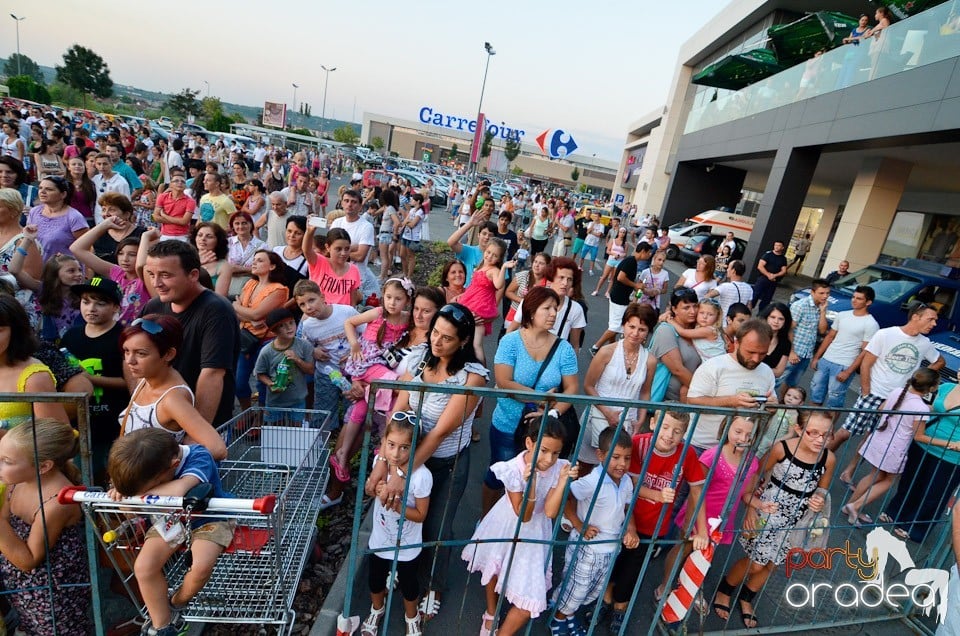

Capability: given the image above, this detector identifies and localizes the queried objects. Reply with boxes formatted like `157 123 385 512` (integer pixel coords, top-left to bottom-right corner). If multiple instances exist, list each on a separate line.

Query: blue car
791 259 960 382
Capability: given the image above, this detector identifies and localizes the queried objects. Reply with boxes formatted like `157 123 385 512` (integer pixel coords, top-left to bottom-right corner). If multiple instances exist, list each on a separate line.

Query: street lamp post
9 14 25 77
470 41 496 179
291 83 299 113
320 65 336 133
203 80 210 98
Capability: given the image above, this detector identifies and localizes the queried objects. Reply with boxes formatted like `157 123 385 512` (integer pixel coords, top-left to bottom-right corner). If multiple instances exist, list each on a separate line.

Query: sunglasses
390 411 420 427
673 289 699 302
438 303 469 324
131 318 163 334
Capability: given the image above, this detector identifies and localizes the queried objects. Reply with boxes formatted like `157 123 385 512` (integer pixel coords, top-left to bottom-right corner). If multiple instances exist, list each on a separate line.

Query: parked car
791 259 960 382
678 233 747 266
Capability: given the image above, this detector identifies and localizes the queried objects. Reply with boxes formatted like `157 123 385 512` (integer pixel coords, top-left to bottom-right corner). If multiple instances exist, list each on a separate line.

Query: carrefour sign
419 106 525 141
416 106 580 159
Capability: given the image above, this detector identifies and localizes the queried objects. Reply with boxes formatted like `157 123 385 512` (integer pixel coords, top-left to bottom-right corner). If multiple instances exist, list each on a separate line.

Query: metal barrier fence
337 381 955 636
0 392 99 636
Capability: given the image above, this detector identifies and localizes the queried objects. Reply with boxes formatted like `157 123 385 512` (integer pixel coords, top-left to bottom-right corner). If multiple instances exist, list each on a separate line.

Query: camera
753 395 769 407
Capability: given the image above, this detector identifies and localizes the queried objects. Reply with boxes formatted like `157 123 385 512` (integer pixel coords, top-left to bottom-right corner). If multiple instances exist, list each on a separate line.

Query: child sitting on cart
108 428 236 636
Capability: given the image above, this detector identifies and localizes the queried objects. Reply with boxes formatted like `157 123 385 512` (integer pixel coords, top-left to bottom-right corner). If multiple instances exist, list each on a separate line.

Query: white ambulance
665 210 755 260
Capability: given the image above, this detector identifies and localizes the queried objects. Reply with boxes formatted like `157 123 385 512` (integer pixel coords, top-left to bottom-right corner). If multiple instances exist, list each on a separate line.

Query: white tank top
118 379 194 442
593 340 649 422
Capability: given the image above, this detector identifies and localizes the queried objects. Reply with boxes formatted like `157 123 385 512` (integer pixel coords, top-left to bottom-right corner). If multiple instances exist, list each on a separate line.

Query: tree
510 165 524 177
503 134 521 163
332 125 359 145
571 166 580 182
166 88 202 120
480 130 494 159
371 136 385 151
448 143 458 159
7 76 50 104
55 45 113 106
48 82 84 107
3 54 44 84
200 96 223 121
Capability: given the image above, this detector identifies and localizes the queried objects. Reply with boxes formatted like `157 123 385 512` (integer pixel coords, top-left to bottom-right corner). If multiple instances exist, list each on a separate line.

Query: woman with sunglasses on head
676 255 718 302
25 176 87 263
117 314 226 460
370 303 489 622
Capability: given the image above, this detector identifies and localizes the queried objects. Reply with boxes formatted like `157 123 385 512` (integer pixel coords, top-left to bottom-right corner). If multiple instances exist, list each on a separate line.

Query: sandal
878 512 894 525
361 604 385 636
858 513 874 525
479 611 495 636
737 586 759 629
318 493 342 511
712 577 735 621
892 526 911 541
405 614 422 636
841 503 858 525
419 590 441 623
329 455 351 482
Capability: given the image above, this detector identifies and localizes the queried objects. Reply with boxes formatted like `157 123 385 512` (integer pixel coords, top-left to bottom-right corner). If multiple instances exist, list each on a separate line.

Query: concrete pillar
805 202 839 277
660 162 746 227
743 146 823 281
823 157 912 273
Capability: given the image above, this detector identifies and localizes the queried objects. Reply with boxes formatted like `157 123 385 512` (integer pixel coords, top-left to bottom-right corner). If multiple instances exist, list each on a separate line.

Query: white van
665 209 754 259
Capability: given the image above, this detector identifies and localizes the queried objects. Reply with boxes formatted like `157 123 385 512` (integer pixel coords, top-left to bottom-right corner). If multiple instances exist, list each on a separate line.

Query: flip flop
892 527 911 541
878 512 894 524
317 494 342 511
858 513 874 525
329 455 351 482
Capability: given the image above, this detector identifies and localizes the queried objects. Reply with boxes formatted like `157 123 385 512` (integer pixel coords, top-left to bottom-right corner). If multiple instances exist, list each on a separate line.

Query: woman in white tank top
118 315 227 459
579 303 659 469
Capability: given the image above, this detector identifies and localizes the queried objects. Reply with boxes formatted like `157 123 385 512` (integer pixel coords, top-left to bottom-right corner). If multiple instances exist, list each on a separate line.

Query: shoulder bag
512 336 563 452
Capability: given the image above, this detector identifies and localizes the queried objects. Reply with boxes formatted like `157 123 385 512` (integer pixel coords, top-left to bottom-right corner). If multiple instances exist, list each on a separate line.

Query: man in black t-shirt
753 240 789 311
142 234 240 426
589 242 653 355
495 211 519 259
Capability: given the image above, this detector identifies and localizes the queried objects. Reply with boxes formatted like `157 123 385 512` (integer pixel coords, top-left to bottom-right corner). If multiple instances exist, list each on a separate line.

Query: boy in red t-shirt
604 411 709 632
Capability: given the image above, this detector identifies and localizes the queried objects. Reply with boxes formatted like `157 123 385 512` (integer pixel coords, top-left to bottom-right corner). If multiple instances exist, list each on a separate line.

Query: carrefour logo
535 129 578 159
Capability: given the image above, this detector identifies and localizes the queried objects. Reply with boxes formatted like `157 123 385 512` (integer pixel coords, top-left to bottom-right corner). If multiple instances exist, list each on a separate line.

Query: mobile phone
754 395 769 406
307 216 326 229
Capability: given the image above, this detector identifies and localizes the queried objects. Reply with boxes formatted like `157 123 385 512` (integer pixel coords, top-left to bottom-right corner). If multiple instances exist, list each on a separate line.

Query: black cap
72 277 122 304
266 308 295 329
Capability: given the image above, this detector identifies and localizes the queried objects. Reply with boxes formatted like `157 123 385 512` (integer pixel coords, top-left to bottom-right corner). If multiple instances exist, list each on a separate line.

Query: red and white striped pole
661 517 723 624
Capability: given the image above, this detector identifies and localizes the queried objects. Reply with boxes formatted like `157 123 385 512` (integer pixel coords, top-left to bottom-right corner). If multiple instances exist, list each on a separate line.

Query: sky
8 0 720 160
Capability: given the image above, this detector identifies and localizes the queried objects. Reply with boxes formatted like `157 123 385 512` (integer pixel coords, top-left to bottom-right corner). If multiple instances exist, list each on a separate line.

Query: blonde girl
0 419 90 634
675 299 725 360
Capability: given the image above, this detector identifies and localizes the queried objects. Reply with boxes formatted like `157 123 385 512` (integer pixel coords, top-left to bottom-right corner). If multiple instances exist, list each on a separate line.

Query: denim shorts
580 244 599 261
483 425 519 489
808 358 853 409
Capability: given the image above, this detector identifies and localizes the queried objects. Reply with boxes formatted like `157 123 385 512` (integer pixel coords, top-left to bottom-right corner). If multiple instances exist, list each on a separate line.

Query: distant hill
1 58 359 135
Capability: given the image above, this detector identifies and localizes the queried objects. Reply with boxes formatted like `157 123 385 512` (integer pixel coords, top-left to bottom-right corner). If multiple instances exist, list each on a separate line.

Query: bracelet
15 247 28 257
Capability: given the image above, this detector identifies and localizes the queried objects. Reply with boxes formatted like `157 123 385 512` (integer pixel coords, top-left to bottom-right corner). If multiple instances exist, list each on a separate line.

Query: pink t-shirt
308 256 360 306
676 445 759 544
109 265 149 326
155 191 197 237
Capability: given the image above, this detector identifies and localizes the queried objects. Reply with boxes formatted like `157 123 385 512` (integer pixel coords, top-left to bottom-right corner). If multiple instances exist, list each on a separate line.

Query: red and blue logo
535 129 578 159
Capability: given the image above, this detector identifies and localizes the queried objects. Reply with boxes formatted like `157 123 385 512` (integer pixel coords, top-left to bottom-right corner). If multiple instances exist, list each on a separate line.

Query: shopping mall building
615 0 960 277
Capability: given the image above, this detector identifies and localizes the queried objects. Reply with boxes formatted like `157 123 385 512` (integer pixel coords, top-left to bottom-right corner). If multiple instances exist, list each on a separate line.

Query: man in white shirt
809 286 879 409
509 257 586 354
686 319 777 452
329 189 377 300
91 152 131 223
721 231 738 255
705 259 753 319
831 303 944 483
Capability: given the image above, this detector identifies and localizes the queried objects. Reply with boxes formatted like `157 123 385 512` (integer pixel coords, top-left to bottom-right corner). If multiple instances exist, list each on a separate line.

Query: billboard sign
263 101 287 128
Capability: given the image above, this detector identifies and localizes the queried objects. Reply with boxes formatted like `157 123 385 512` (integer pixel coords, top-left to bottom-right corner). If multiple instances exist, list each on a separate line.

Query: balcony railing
684 2 960 134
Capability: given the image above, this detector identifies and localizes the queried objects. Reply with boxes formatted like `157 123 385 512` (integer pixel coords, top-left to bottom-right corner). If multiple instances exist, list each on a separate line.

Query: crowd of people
0 102 959 636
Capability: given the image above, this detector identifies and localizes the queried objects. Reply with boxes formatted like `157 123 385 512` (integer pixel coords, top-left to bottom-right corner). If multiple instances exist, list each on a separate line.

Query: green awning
877 0 948 20
767 11 862 67
691 48 784 91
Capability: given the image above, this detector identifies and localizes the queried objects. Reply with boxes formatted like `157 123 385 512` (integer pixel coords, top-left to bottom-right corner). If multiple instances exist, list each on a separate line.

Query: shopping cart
61 407 331 635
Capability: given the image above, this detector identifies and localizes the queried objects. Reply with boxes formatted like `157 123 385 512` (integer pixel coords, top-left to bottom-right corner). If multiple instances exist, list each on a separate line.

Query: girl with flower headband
329 277 412 484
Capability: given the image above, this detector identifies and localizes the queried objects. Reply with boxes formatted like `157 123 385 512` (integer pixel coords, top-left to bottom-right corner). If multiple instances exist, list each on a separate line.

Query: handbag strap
530 336 563 391
556 298 574 337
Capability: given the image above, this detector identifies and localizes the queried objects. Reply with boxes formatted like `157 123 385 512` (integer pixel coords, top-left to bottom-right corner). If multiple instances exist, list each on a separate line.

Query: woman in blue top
483 286 579 514
881 382 960 542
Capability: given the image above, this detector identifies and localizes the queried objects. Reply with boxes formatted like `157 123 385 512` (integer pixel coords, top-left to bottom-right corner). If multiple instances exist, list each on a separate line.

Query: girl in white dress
462 417 576 636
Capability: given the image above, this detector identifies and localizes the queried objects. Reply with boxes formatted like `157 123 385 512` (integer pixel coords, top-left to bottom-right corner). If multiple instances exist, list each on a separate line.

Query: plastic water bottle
60 347 81 369
272 358 290 392
323 365 352 392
